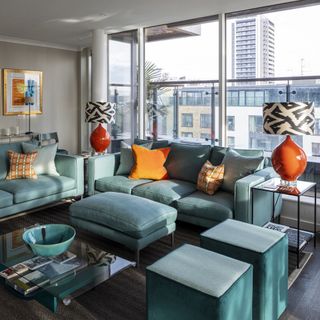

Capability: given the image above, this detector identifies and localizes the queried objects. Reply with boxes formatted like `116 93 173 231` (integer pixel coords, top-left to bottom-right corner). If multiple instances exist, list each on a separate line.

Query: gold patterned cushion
6 150 38 180
197 161 224 195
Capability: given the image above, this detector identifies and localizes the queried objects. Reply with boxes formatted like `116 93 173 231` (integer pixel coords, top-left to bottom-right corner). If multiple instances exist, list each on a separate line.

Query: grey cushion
0 190 13 208
0 175 75 204
165 143 211 183
134 138 169 149
133 179 196 205
221 149 264 193
95 175 152 194
69 192 177 238
22 142 59 176
176 191 234 223
116 141 153 175
210 146 264 166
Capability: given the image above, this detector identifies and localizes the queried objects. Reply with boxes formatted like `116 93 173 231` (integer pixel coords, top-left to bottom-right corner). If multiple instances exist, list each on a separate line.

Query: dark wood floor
281 237 320 320
0 204 319 319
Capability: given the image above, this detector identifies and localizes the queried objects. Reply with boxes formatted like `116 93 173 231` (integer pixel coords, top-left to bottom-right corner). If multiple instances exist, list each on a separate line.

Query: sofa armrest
55 154 84 197
234 167 282 225
88 153 120 196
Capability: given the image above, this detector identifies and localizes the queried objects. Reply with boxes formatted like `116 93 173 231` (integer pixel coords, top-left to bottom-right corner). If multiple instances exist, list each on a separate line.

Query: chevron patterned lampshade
85 102 116 124
263 102 315 135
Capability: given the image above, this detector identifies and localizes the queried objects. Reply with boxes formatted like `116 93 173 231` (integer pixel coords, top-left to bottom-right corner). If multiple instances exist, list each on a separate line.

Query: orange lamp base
90 123 111 153
271 135 307 186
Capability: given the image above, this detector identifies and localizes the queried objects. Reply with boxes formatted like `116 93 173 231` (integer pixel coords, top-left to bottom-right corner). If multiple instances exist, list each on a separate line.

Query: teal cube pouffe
147 244 253 320
201 219 288 320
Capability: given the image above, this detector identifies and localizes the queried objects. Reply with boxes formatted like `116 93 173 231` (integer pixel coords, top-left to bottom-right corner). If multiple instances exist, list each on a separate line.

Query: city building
232 15 275 80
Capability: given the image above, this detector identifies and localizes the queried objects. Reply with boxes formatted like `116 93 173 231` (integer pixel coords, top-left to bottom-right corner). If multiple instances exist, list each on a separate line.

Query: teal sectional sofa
88 142 281 227
0 142 83 218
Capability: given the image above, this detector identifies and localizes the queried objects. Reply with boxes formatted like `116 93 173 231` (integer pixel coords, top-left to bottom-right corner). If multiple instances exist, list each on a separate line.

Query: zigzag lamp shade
85 102 116 153
85 102 116 124
263 102 315 186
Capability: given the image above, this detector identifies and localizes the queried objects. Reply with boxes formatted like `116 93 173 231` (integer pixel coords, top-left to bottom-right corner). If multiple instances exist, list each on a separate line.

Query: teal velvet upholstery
235 166 282 225
95 176 151 194
87 143 282 227
0 176 75 203
70 192 177 253
175 191 233 225
0 145 83 219
165 143 211 183
70 192 177 238
88 153 120 196
0 190 13 208
132 179 196 205
147 244 253 320
201 219 288 320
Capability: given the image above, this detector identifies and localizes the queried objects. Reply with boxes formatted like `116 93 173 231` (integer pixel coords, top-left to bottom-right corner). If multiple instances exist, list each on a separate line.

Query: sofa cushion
132 179 196 205
95 175 152 194
0 190 13 208
176 191 234 223
0 142 22 180
116 141 153 176
221 149 264 193
0 175 75 204
165 143 211 183
210 146 264 166
70 192 177 238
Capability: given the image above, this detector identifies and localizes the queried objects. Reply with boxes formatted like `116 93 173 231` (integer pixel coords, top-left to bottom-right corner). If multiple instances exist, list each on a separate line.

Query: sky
143 4 320 81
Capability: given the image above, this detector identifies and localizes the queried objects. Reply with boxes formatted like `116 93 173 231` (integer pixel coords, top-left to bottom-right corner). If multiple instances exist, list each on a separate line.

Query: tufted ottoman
201 219 288 320
70 192 177 266
147 244 253 320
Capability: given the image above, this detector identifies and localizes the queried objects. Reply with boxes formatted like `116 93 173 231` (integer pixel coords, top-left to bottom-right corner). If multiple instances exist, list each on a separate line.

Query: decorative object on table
6 150 38 180
22 224 76 257
85 244 116 266
263 102 315 186
25 95 35 134
10 126 20 135
85 101 116 153
2 69 42 116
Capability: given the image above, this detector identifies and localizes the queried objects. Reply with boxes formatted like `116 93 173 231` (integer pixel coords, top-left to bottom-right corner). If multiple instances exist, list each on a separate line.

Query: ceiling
0 0 298 50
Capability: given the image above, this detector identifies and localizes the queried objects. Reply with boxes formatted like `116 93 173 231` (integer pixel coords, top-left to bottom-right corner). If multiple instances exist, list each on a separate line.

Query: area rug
0 203 312 319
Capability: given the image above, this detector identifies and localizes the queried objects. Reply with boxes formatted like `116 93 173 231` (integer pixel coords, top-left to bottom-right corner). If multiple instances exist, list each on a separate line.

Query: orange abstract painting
12 79 25 106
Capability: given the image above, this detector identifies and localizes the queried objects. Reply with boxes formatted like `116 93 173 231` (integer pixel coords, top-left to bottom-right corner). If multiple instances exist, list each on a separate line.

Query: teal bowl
23 224 76 257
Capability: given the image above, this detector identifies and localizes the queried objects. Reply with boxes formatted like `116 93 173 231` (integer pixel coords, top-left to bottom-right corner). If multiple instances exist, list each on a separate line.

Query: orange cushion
6 150 38 180
197 161 224 195
129 144 171 180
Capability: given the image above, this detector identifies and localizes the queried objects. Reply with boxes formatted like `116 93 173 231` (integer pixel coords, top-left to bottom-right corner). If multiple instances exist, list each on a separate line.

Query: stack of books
0 252 86 296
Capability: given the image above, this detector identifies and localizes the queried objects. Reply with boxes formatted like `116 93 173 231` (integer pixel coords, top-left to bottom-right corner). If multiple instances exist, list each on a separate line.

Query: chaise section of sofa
88 142 281 227
0 142 84 219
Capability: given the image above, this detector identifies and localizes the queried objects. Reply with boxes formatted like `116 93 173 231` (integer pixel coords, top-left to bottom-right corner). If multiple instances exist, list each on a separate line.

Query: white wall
0 41 80 153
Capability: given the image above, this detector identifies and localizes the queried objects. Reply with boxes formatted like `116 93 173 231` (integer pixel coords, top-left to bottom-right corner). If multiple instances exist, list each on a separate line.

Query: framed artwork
3 68 43 116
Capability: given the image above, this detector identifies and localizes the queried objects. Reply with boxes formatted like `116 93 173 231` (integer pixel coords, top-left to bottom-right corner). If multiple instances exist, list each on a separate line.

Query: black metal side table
251 177 317 268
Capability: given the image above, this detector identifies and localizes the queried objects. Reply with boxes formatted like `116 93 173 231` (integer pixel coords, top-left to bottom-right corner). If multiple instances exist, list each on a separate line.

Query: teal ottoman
201 219 288 320
147 244 253 320
70 192 177 266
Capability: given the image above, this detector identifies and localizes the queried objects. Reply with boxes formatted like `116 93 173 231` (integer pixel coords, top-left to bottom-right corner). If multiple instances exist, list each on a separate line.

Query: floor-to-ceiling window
144 18 219 143
108 31 138 151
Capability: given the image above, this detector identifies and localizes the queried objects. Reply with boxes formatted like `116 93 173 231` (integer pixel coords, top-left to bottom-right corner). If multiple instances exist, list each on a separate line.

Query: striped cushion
197 161 224 195
6 150 38 180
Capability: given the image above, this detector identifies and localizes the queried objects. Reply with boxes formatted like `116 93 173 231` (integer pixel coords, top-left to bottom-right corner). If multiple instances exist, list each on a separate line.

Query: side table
251 177 317 268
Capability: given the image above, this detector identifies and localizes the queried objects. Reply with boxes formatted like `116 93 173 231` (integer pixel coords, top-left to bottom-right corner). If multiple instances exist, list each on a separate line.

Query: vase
90 123 111 153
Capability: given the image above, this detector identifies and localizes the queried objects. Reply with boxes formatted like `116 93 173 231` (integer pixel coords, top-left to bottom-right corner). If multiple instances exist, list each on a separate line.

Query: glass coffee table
0 224 136 312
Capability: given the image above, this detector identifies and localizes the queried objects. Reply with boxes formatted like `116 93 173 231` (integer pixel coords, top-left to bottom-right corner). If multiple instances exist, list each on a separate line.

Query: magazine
38 258 85 283
52 251 76 264
264 222 289 233
0 263 28 279
9 270 49 295
23 256 52 270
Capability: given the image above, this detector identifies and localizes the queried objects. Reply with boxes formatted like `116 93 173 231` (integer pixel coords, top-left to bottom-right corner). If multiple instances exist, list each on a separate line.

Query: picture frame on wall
2 68 43 116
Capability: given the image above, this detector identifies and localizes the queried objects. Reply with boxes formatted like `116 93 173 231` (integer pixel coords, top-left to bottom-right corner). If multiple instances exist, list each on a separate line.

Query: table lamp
263 102 314 186
85 102 116 153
